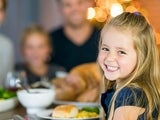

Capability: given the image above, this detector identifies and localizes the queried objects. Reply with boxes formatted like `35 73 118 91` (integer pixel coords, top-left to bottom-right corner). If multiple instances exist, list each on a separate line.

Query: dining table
0 104 26 120
0 102 62 120
0 103 103 120
0 103 56 120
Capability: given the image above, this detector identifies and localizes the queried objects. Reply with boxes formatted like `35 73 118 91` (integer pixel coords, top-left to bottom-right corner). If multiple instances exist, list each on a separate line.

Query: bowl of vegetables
0 87 18 112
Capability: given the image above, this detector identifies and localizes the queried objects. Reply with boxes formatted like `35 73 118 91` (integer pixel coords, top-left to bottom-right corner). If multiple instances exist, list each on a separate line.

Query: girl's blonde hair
99 12 160 120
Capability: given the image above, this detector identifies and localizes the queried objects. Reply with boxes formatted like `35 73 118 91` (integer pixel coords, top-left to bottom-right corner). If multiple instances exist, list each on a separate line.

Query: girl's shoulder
117 87 145 98
115 87 148 108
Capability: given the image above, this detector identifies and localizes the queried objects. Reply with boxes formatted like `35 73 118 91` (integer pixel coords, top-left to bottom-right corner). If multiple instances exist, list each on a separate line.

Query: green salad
0 87 16 100
76 106 100 118
81 106 100 114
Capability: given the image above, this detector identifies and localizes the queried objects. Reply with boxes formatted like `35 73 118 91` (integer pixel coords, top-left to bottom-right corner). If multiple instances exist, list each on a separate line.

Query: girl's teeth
107 66 118 71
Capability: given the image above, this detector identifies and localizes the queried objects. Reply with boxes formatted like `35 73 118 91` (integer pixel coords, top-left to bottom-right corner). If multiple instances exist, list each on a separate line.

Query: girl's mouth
105 65 119 72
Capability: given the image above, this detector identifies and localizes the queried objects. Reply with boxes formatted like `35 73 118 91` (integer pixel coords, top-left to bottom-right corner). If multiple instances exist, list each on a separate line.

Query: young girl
15 25 65 86
98 12 160 120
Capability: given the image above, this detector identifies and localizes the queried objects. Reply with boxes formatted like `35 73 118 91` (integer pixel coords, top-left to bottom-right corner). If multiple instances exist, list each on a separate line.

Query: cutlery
12 115 25 120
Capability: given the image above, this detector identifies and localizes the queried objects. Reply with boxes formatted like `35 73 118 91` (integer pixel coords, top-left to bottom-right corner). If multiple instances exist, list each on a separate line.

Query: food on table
0 88 18 112
76 106 99 118
17 88 54 114
52 105 79 118
76 111 98 118
52 62 102 102
81 106 100 114
0 87 16 101
52 104 99 119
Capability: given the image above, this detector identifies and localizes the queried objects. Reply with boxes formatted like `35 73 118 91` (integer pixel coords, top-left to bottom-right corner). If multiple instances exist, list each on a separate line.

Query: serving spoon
15 78 31 93
16 79 41 94
16 71 42 94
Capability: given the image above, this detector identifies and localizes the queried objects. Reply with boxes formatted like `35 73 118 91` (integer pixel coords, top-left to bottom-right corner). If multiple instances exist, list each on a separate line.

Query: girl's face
98 27 137 84
22 33 51 67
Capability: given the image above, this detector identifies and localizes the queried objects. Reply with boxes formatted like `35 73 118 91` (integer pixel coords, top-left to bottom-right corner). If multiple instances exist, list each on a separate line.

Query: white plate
53 101 99 108
36 109 100 120
0 97 18 112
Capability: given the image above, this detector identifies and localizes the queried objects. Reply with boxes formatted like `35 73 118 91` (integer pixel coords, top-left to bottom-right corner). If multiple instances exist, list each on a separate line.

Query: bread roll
52 105 79 118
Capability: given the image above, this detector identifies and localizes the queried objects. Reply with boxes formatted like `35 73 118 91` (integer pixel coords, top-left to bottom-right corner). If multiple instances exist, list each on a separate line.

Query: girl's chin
104 74 117 81
106 78 116 81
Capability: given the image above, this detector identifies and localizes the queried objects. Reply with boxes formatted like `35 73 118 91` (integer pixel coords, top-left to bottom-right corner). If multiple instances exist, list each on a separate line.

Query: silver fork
10 115 25 120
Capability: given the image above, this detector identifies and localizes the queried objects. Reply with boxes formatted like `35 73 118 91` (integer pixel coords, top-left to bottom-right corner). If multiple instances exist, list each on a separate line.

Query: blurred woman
0 0 14 86
15 25 65 86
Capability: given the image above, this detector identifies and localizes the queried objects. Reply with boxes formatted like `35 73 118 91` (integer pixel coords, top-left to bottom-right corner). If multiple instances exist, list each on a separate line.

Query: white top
0 34 14 86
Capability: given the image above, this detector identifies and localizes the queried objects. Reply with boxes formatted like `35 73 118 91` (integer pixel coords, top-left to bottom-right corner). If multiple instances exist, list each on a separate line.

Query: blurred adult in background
0 0 14 86
15 25 65 86
50 0 100 72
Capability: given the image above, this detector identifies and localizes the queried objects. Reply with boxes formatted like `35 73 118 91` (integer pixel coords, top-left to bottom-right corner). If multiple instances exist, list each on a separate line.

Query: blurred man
50 0 100 71
0 0 14 86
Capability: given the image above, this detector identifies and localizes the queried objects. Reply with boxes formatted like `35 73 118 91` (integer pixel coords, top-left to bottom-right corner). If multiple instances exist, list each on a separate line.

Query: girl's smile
98 27 137 84
105 65 119 72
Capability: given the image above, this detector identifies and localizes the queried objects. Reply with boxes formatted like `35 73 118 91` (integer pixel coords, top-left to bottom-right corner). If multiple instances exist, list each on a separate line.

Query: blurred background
0 0 160 63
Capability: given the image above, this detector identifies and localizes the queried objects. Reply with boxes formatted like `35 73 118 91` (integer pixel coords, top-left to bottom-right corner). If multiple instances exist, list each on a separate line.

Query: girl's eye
118 51 126 55
101 47 109 51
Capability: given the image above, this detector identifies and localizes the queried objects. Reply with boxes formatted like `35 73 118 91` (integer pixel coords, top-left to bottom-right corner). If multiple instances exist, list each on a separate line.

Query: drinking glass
4 71 28 91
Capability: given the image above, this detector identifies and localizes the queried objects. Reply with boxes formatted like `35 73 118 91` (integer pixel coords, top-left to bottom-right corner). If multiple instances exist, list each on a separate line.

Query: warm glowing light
123 0 132 2
118 0 132 3
156 32 160 45
87 7 96 19
125 6 138 13
110 3 123 17
105 0 112 10
95 7 108 22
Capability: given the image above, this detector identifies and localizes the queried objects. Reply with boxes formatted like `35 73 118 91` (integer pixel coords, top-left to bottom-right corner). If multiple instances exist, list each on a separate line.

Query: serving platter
36 109 100 120
53 100 99 108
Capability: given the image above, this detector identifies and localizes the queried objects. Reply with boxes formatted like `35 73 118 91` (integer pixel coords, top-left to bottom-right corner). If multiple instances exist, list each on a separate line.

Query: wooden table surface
0 104 26 120
0 103 57 120
0 104 102 120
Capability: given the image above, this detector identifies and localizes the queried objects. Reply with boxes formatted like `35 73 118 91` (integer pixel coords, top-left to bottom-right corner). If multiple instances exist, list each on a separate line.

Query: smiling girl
98 12 160 120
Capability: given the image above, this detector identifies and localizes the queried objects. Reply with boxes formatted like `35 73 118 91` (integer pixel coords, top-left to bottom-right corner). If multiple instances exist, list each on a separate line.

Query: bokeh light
88 0 145 23
125 6 138 13
110 3 123 17
87 7 96 19
95 7 108 22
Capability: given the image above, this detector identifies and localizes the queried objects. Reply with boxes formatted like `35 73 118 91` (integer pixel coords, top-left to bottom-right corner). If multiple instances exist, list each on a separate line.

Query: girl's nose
105 52 116 62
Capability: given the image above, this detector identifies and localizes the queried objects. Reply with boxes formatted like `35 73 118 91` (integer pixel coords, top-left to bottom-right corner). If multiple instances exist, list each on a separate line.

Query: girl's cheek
98 53 104 65
97 54 101 63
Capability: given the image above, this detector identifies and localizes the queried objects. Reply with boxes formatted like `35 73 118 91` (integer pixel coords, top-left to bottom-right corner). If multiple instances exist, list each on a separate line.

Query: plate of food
53 100 99 108
37 105 101 120
0 87 18 112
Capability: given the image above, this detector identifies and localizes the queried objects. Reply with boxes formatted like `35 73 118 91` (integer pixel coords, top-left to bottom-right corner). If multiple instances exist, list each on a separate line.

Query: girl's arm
113 106 145 120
